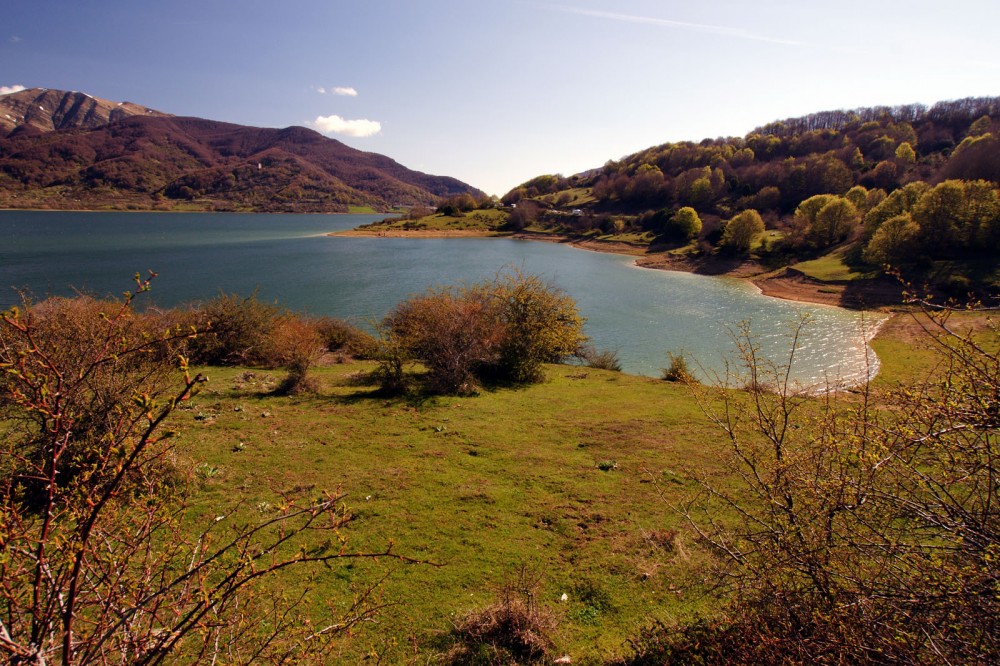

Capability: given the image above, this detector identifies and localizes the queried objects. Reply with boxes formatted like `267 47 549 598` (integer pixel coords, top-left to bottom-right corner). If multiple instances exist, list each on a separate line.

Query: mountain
0 88 481 212
0 88 169 136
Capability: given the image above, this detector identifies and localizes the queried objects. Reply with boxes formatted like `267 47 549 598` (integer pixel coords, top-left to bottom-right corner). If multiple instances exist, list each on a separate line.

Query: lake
0 211 882 387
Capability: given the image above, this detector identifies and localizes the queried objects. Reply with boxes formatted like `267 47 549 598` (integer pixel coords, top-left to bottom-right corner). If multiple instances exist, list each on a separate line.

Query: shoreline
333 227 905 311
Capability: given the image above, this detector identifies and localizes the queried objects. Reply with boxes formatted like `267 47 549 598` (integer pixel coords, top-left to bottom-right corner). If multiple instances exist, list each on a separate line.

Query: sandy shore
333 227 905 310
520 234 906 310
333 228 504 239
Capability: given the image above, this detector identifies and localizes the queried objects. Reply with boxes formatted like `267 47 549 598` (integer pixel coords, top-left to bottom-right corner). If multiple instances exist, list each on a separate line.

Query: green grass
173 363 722 661
360 208 510 233
167 310 969 661
537 187 597 208
793 247 878 282
348 204 379 214
6 311 969 661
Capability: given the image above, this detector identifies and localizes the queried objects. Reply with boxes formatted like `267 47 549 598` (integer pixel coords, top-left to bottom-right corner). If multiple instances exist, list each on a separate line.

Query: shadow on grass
329 368 531 409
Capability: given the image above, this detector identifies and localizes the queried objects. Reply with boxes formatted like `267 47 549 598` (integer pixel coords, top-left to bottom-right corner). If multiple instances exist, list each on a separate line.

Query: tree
862 181 929 240
909 179 1000 255
664 206 702 241
719 209 765 254
862 213 920 265
0 278 414 665
894 141 916 163
810 197 859 247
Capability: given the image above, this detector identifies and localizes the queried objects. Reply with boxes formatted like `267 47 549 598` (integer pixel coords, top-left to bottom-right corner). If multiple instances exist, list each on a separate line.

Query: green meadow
164 315 941 662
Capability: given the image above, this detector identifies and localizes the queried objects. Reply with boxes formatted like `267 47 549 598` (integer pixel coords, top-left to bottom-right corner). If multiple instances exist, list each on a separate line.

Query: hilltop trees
501 97 1000 285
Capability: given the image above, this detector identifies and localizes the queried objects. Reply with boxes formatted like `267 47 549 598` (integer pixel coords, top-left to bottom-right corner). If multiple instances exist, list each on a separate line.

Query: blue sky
3 0 999 195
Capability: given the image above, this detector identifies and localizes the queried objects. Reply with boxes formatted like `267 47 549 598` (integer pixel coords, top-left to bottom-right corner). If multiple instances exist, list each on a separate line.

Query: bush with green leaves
719 209 765 254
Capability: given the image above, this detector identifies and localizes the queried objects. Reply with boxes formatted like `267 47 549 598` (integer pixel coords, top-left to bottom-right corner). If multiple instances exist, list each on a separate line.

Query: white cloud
0 84 26 95
331 86 358 97
316 86 327 94
311 114 381 137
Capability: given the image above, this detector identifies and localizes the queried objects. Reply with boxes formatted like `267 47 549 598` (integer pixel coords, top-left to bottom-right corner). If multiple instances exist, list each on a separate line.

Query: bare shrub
383 269 587 394
575 344 623 372
0 278 419 664
184 292 281 366
441 566 556 665
312 316 377 359
386 284 503 394
271 316 325 395
662 311 1000 664
661 352 692 382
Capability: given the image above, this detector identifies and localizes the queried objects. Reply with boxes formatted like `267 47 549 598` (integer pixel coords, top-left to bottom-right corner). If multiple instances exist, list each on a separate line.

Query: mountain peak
0 87 169 135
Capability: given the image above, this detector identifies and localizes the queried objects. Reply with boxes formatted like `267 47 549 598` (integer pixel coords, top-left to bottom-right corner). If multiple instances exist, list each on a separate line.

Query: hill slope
0 88 481 212
499 97 1000 298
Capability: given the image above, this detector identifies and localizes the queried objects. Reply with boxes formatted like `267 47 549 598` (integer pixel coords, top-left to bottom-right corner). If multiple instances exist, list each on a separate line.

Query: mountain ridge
0 88 482 212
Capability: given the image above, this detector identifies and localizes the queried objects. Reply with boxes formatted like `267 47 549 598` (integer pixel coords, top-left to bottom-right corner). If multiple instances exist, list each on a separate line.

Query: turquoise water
0 211 881 386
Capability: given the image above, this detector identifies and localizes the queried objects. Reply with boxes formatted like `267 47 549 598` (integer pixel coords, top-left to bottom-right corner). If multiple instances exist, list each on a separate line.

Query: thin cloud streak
314 86 359 97
552 5 805 47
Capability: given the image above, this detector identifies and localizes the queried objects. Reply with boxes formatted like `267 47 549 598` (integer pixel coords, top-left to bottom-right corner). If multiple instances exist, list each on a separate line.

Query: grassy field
173 361 728 662
358 209 510 234
145 311 985 661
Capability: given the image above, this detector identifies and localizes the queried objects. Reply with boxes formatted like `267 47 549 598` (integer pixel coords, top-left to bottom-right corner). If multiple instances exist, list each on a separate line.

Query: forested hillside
502 97 1000 294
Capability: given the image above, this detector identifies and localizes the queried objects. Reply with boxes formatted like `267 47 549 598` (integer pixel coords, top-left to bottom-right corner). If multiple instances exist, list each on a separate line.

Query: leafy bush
719 209 765 254
383 269 587 394
487 269 587 384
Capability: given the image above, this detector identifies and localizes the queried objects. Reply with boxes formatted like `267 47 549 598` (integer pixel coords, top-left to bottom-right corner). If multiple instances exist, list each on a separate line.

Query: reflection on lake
0 211 883 387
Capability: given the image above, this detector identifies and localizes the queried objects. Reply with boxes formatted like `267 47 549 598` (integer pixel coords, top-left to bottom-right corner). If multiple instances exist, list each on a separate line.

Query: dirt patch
753 268 906 309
